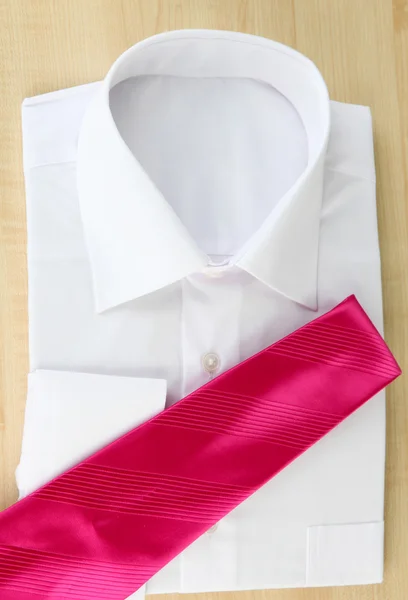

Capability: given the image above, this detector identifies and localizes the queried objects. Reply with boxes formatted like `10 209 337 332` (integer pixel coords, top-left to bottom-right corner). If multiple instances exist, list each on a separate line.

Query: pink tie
0 296 401 600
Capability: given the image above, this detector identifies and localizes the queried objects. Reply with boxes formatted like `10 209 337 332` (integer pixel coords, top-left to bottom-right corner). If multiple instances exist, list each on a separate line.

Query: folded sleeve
16 370 167 497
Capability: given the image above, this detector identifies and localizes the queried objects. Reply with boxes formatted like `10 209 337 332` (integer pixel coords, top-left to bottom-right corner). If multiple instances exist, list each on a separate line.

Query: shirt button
202 352 220 374
202 266 228 278
206 270 224 278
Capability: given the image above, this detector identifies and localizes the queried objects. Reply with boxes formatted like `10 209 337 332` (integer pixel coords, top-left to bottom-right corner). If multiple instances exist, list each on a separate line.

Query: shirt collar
77 30 330 313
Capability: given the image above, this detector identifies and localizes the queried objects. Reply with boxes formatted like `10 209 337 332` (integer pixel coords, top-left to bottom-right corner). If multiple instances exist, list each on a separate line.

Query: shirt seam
325 165 376 183
24 160 376 183
132 33 318 74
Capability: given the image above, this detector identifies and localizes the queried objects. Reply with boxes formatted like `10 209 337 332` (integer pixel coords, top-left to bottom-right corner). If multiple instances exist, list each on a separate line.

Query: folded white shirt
18 29 386 594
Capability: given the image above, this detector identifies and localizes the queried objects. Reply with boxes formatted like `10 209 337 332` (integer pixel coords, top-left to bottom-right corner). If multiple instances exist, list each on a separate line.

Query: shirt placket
179 269 242 591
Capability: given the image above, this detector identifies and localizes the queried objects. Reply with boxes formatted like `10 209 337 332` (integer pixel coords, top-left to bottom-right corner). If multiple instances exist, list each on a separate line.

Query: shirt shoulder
326 100 375 182
22 82 102 171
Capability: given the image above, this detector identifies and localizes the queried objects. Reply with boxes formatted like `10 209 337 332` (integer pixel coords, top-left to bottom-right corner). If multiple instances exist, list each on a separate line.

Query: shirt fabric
18 30 384 593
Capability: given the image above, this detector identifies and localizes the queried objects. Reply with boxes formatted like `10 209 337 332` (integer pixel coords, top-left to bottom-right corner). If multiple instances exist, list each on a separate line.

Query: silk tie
0 296 401 600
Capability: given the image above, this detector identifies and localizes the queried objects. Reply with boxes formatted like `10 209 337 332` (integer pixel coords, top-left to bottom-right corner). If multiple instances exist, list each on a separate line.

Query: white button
202 352 220 374
203 267 224 278
208 523 218 534
202 265 230 278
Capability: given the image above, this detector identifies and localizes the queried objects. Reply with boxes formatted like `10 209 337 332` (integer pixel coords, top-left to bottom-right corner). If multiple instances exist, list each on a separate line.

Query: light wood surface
0 1 407 599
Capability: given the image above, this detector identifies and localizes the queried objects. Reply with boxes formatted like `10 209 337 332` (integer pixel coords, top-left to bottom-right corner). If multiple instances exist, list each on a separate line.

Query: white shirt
18 30 384 593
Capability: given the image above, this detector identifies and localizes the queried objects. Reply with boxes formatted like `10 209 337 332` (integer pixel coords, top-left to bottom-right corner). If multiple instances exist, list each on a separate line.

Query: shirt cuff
16 370 167 497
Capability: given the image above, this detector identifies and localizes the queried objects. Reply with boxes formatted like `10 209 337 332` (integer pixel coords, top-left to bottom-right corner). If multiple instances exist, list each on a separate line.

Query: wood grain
0 1 406 598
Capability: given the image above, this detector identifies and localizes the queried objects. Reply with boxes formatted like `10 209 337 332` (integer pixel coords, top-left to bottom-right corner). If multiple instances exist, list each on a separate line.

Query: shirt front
18 30 384 593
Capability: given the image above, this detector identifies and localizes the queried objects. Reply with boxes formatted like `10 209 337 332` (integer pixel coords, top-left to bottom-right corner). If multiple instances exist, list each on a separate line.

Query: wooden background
0 1 407 599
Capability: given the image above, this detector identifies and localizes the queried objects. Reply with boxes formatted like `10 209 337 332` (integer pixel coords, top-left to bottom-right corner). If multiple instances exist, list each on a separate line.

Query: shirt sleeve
16 370 167 498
